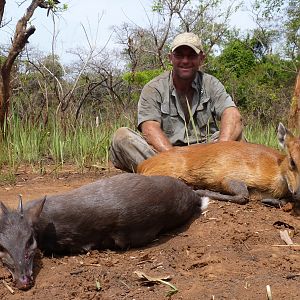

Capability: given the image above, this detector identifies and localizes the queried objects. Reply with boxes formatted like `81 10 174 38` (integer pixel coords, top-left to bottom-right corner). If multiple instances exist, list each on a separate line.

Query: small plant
0 172 16 185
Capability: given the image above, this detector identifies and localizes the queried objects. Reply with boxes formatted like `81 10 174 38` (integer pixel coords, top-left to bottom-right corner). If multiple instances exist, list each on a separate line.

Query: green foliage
0 55 6 67
47 0 68 14
123 69 164 86
122 69 165 102
42 54 64 79
235 55 294 124
252 0 300 59
285 0 300 58
216 39 256 78
207 35 296 126
0 172 16 185
152 1 164 13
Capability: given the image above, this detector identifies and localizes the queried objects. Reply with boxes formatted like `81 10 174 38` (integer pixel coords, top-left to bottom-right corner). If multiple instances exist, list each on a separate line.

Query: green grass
0 111 135 175
244 123 279 149
0 108 286 178
0 171 17 185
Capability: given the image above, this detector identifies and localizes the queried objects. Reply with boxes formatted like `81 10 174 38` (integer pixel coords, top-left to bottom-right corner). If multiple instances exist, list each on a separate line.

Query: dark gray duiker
0 173 208 290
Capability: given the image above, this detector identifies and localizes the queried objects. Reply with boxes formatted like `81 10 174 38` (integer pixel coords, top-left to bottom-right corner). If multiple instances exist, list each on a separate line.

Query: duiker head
0 196 45 290
278 123 300 198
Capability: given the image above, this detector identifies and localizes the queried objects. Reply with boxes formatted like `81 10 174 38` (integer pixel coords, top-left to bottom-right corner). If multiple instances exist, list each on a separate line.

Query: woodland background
0 0 299 180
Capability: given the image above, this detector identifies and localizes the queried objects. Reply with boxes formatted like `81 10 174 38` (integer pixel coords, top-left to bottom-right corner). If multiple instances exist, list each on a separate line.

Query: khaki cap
171 32 203 54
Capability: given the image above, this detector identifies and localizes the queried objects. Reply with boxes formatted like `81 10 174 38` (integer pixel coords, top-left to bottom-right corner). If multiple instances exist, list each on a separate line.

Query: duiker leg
195 179 249 204
261 198 290 208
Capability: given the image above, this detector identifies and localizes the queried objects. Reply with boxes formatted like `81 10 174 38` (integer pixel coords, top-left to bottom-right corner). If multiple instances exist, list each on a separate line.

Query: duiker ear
26 196 47 225
0 202 9 216
17 194 24 216
277 123 293 149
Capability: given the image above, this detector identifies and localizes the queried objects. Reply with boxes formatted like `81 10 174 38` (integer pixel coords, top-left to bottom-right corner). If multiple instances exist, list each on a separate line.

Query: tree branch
0 0 44 129
0 0 6 26
2 0 43 76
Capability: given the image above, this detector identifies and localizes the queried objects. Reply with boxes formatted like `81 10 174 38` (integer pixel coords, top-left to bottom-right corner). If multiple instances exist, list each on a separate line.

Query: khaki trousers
109 127 157 172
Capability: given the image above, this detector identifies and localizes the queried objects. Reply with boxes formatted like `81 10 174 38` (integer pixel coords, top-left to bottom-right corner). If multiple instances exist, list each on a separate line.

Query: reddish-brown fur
137 123 300 204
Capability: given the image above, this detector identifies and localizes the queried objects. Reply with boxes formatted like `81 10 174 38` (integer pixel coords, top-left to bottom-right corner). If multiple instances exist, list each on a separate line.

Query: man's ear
199 51 206 62
168 52 173 63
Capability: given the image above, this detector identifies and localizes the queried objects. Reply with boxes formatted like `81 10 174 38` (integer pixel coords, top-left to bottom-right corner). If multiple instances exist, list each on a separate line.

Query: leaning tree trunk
288 69 300 131
0 0 46 131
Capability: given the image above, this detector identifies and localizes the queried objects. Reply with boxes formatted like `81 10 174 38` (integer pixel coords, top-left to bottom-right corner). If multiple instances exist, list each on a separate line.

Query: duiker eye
27 235 34 245
0 245 6 258
26 235 36 250
289 158 296 170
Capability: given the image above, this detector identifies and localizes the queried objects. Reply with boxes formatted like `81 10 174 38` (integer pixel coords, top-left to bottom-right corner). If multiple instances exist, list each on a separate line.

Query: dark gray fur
0 173 207 290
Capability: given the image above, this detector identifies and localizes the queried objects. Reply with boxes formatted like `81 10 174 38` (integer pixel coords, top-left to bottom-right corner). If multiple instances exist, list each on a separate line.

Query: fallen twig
286 273 300 279
150 262 164 270
136 260 153 265
120 279 130 289
2 280 14 294
266 285 272 300
70 269 84 275
272 244 300 247
80 262 102 267
95 279 101 291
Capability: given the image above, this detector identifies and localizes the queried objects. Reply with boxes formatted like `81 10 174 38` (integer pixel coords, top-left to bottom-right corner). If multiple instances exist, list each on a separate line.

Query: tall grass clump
66 118 112 172
244 123 278 149
0 106 136 175
2 113 48 169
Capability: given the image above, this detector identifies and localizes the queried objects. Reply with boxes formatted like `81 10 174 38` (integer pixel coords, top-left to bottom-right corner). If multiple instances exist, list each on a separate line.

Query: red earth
0 165 300 300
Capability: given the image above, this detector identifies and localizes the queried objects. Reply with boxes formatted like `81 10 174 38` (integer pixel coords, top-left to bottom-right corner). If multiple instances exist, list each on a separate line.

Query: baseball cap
171 32 203 54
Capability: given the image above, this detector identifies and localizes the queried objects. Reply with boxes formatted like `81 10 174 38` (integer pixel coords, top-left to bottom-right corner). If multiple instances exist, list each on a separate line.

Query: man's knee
109 127 156 172
110 127 132 171
112 127 132 145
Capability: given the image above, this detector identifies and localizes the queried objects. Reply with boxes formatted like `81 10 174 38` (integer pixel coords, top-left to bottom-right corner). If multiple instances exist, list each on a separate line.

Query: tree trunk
288 69 300 131
0 0 45 131
0 68 11 132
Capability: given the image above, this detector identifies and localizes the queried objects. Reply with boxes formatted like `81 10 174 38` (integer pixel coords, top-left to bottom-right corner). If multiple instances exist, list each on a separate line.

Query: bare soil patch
1 166 300 300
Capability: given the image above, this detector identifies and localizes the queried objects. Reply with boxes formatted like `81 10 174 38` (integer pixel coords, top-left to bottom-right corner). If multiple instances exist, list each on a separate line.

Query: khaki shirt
138 70 236 145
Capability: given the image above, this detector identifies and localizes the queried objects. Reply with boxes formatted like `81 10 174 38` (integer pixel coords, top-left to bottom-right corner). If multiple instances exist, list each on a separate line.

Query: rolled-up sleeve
207 75 236 120
137 85 162 130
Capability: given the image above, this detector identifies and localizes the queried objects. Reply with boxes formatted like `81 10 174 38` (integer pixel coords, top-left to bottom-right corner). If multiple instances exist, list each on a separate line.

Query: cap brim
172 43 201 54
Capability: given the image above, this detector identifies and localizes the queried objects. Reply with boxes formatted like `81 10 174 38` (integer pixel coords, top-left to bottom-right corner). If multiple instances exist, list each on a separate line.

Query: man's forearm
218 107 243 141
141 121 173 152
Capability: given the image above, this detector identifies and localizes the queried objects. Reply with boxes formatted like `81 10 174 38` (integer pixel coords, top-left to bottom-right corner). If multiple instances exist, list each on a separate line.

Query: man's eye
173 53 198 59
174 53 184 59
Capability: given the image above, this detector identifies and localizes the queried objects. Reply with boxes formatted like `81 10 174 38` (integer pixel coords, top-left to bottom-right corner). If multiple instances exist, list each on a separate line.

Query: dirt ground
1 166 300 300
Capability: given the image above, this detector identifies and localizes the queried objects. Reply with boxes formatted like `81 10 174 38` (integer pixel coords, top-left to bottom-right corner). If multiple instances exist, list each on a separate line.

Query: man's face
169 46 204 81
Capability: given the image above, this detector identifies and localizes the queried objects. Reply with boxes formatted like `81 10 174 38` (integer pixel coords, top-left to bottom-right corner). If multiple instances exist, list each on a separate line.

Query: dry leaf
280 229 294 245
134 270 171 282
134 271 178 297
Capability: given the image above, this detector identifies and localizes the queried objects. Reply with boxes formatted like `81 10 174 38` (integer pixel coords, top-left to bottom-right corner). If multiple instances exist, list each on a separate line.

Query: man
110 32 243 172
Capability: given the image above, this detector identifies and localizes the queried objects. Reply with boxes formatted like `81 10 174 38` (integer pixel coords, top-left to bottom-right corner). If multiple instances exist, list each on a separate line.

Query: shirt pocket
195 97 212 128
161 100 179 135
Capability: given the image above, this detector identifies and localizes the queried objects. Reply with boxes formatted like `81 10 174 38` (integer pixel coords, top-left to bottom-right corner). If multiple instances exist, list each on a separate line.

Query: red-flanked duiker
0 173 208 290
138 123 300 208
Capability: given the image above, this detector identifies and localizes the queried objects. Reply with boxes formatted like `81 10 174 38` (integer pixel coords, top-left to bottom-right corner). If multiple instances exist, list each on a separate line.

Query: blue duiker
0 173 208 290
